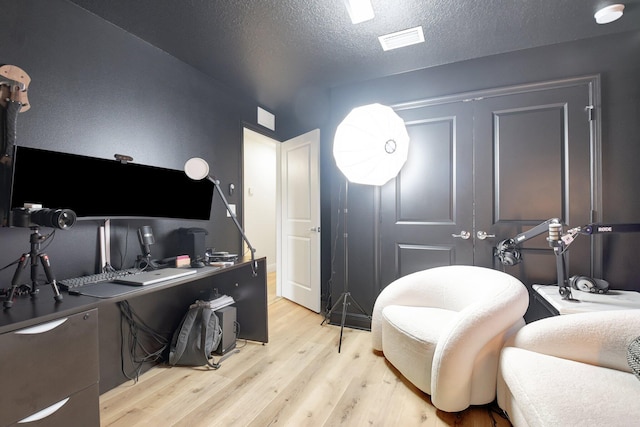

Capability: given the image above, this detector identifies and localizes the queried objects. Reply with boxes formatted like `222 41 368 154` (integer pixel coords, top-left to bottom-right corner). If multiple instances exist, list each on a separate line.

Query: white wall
243 128 277 272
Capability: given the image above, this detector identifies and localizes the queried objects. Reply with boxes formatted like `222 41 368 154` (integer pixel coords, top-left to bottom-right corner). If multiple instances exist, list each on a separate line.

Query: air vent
378 26 425 51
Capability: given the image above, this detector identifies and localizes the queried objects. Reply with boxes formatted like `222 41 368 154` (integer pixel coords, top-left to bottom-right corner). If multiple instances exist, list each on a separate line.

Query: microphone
548 222 562 246
137 225 155 258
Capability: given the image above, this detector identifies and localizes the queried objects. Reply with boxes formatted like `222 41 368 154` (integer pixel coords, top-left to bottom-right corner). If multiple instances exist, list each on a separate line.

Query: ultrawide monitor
4 146 214 224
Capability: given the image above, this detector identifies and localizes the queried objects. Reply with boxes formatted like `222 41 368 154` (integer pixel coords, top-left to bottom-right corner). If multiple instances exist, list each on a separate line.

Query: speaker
178 227 208 266
214 306 237 355
568 275 610 294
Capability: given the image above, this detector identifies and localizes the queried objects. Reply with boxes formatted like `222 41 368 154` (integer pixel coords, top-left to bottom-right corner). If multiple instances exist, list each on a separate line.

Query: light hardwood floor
100 272 511 426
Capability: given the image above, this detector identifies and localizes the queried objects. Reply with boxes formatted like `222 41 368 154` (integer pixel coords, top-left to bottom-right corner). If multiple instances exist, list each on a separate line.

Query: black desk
1 258 268 393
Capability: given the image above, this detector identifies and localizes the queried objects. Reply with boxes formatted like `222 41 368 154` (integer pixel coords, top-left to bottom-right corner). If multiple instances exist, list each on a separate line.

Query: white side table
533 284 640 315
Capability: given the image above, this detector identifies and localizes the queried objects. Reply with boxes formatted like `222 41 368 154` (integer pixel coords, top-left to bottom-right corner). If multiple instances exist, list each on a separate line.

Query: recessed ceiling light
378 26 425 51
594 4 625 24
344 0 375 24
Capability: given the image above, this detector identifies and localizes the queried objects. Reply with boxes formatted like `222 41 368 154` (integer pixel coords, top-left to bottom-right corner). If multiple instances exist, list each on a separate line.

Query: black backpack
168 300 222 368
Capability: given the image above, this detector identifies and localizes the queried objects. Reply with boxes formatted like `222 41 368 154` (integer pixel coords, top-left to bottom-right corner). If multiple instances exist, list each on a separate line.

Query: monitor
4 145 214 224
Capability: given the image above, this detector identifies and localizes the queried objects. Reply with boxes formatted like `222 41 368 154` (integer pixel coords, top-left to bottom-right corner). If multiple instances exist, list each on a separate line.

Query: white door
277 129 321 312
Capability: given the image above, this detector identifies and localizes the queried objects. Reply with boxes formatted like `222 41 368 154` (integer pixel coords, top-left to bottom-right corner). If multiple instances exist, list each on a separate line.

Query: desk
533 284 640 315
0 258 268 396
98 258 267 391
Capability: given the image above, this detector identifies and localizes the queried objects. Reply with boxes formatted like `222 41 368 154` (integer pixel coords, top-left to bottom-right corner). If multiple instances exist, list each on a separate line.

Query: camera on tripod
3 204 77 308
10 205 77 229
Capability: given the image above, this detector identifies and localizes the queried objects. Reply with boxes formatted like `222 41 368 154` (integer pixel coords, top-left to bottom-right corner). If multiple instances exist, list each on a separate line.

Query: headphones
568 275 610 294
495 239 522 266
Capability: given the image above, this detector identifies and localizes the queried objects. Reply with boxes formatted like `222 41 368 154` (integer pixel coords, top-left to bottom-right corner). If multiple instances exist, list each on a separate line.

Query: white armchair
371 265 529 412
497 309 640 427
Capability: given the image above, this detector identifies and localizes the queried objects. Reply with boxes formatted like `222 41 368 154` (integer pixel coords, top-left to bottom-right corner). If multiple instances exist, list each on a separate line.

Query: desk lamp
184 157 257 276
324 103 410 352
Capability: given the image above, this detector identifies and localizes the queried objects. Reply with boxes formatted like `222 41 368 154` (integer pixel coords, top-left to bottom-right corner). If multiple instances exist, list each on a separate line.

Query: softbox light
333 103 410 186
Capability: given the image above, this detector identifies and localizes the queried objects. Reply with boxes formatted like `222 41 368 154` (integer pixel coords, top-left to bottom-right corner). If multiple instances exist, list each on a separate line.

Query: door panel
379 102 474 287
474 84 593 288
379 80 595 297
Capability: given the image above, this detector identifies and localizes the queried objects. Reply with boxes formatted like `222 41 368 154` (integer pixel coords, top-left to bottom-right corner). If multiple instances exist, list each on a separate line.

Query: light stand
321 180 370 353
327 103 411 353
184 158 257 276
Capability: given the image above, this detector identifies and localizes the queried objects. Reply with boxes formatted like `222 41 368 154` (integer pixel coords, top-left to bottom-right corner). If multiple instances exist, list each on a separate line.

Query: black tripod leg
348 294 370 319
338 292 350 353
322 291 372 353
4 254 29 308
39 253 63 302
321 292 347 326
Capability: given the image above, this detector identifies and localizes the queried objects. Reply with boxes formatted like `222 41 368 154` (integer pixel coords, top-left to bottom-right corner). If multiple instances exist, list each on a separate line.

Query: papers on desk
191 295 235 311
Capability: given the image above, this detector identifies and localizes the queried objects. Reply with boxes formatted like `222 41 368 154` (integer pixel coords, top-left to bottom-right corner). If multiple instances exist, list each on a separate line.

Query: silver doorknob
310 227 321 232
452 230 471 240
477 230 495 240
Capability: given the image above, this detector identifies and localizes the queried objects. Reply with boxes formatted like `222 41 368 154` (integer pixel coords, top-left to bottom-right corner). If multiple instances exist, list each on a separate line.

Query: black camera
10 207 77 229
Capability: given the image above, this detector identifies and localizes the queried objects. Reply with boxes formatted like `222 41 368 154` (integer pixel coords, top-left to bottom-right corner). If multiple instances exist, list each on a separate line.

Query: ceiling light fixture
594 4 625 24
379 26 425 51
344 0 374 24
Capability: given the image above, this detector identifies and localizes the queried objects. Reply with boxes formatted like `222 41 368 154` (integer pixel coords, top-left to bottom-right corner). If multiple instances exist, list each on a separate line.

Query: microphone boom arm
512 218 562 245
578 223 640 235
496 219 640 300
495 218 561 266
494 218 575 299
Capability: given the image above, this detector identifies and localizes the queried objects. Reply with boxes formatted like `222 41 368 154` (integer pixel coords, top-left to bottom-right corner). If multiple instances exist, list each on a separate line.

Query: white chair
371 265 529 412
497 309 640 427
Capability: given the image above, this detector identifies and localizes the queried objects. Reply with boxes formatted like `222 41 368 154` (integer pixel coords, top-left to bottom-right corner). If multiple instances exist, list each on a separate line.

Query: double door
379 77 599 291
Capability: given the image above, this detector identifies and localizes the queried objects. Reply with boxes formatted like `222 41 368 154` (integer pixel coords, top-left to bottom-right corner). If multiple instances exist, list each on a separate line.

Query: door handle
310 227 321 232
451 230 471 240
476 230 496 240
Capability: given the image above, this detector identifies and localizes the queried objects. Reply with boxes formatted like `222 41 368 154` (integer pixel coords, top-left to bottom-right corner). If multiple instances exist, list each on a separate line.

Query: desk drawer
7 383 100 427
0 309 99 425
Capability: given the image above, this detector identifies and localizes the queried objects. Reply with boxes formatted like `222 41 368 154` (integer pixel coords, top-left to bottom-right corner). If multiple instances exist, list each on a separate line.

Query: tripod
321 180 370 353
3 226 63 308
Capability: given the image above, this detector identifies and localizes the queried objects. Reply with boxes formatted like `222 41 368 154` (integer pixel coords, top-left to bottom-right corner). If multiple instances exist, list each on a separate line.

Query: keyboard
58 269 143 291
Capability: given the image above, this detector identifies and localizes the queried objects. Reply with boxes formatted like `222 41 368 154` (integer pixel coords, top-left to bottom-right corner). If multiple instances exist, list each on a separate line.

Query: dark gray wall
325 30 640 321
0 0 286 285
2 1 638 318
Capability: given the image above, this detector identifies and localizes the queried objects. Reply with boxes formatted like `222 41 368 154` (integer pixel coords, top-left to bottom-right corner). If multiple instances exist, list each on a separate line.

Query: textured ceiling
66 0 640 112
